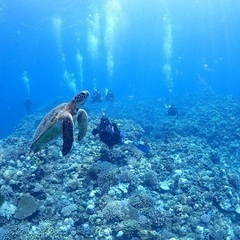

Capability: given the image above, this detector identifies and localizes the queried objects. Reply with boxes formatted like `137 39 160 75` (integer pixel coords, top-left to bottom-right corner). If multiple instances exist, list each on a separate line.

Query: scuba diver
165 104 178 117
24 98 33 114
91 89 103 103
92 114 151 153
105 89 115 102
92 114 122 147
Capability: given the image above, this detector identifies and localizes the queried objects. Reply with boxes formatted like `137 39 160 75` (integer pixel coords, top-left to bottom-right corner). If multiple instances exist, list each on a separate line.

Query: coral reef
0 94 240 239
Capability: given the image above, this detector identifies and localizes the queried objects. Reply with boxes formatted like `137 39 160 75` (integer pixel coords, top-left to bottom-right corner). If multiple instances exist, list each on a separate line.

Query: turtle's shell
31 103 71 152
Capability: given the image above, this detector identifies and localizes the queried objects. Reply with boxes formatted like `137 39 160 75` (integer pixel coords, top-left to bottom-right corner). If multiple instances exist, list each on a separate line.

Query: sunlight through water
162 15 173 93
104 0 121 89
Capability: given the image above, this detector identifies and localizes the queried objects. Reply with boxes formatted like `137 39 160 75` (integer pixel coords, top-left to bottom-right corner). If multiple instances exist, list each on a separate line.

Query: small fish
133 141 150 153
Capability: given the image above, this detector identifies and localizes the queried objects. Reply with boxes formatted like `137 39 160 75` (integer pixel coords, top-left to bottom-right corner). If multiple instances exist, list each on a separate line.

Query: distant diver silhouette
24 98 33 114
105 89 115 102
91 89 103 103
165 104 178 117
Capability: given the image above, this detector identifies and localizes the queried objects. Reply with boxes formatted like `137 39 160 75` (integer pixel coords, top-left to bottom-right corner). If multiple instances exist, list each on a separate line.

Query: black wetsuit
167 105 178 117
105 91 114 102
92 116 122 147
24 98 33 114
91 90 103 103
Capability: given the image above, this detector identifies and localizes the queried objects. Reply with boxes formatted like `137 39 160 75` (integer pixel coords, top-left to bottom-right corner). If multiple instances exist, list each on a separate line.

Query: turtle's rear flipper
62 113 74 156
77 109 88 141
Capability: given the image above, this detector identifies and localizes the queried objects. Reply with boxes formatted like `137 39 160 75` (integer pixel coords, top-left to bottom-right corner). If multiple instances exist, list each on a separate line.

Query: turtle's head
70 90 90 108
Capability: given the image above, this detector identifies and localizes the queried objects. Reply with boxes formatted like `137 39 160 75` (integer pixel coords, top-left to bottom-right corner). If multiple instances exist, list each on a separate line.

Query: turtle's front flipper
77 109 88 141
62 113 74 156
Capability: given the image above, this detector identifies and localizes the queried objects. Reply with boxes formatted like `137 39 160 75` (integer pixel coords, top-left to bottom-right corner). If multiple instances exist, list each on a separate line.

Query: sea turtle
30 90 90 156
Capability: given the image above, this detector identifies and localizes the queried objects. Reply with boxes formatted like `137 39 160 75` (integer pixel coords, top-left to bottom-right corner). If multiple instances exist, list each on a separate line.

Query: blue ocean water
0 0 240 138
1 2 240 239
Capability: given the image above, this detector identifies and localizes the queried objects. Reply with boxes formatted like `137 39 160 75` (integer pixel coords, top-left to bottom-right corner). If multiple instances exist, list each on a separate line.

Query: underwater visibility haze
0 0 240 239
0 0 240 137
